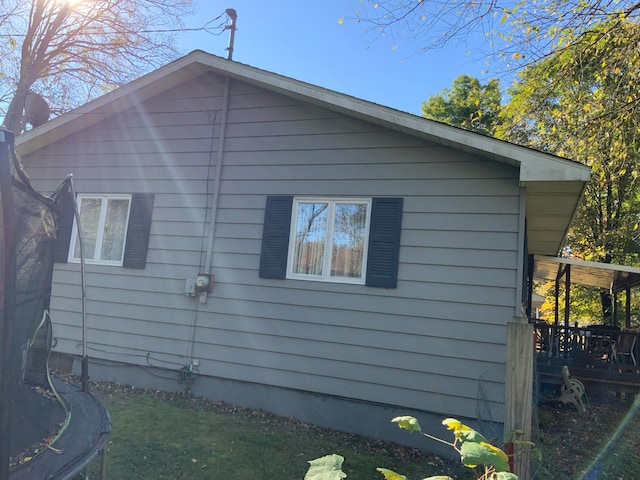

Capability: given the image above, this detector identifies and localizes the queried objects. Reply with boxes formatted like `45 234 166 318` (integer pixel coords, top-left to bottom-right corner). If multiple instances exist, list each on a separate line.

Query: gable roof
15 50 590 256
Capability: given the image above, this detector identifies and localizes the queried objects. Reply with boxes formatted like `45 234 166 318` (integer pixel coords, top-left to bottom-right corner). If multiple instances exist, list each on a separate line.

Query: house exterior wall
21 72 521 442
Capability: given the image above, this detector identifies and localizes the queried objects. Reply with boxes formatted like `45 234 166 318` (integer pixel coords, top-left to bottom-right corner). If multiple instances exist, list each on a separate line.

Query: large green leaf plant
305 417 519 480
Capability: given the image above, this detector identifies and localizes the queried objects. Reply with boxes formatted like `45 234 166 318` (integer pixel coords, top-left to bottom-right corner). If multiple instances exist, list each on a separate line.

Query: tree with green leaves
500 19 640 267
0 0 195 134
499 19 640 322
421 74 503 136
413 16 640 321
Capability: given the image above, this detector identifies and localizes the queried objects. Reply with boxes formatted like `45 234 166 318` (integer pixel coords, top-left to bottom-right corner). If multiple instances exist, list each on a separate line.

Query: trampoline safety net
0 127 110 479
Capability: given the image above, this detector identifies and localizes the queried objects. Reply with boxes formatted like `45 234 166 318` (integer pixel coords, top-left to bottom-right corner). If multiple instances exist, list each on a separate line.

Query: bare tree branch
354 0 640 76
1 0 196 133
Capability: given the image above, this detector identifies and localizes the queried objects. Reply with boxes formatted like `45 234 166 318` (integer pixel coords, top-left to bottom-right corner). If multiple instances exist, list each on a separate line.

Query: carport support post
505 316 533 480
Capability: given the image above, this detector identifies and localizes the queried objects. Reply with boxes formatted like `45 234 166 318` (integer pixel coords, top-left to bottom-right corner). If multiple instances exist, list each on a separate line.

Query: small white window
287 198 371 284
69 194 132 266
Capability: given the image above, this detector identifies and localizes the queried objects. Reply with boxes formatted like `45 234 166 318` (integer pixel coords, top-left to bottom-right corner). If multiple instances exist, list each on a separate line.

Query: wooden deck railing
533 322 639 371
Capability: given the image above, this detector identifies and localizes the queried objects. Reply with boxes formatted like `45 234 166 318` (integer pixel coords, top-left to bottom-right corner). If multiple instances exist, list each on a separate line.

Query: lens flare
579 395 640 479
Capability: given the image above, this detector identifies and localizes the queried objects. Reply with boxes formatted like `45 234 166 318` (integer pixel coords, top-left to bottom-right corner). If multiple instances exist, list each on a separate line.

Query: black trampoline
0 127 111 479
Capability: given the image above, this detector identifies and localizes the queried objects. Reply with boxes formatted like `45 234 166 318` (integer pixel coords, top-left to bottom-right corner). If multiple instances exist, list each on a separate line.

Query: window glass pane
74 198 101 259
292 203 328 275
331 203 367 278
101 198 130 261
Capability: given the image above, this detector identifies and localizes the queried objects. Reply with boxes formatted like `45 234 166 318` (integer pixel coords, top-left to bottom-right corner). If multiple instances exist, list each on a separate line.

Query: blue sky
177 1 494 115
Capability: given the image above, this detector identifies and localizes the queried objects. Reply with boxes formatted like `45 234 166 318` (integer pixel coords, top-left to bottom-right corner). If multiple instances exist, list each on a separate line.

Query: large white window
69 194 132 265
287 198 371 283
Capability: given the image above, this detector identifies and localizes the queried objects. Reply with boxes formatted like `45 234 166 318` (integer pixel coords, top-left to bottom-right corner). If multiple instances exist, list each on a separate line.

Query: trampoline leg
100 447 108 480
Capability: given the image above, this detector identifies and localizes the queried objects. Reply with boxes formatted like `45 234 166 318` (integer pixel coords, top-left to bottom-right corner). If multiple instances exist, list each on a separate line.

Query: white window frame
68 194 132 266
286 197 371 284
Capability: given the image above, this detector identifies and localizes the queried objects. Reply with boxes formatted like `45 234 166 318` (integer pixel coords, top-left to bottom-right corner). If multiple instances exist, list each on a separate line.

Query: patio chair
612 331 637 368
556 365 587 413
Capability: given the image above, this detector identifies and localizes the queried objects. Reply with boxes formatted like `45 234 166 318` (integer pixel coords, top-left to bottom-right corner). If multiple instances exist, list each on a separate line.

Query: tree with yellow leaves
500 19 640 321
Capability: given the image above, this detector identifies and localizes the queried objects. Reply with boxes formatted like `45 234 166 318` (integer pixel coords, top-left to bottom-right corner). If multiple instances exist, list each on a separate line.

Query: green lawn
87 382 640 480
88 383 470 480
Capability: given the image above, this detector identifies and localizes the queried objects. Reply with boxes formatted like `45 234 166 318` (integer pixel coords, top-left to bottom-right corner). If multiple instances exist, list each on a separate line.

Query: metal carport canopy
533 255 640 293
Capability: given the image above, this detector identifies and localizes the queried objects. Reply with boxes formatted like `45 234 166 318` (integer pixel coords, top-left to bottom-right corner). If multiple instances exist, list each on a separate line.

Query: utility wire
0 20 227 37
0 10 231 38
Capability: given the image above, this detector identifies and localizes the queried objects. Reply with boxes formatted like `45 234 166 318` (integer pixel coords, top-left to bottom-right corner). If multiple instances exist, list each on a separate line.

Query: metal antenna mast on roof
225 9 237 60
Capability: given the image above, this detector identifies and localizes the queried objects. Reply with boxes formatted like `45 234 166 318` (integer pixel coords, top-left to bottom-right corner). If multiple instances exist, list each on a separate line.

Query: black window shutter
54 189 75 263
123 193 154 269
366 197 403 288
259 196 293 279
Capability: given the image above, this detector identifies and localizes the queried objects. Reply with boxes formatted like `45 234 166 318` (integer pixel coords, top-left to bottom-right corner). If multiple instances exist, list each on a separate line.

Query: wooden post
505 317 533 480
564 265 571 354
626 288 631 329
